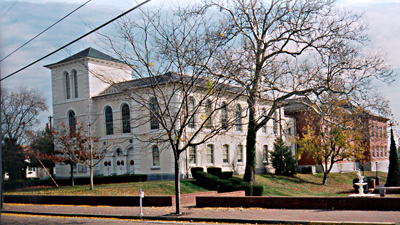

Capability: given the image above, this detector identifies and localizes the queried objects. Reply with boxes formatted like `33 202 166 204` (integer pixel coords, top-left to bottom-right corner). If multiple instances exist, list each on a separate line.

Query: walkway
2 203 400 224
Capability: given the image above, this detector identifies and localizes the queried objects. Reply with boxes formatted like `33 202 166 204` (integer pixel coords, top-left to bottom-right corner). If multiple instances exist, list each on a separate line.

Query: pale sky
1 0 400 133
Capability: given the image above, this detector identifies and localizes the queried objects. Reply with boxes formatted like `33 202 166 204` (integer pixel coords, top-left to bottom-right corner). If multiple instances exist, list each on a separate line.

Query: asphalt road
0 213 253 225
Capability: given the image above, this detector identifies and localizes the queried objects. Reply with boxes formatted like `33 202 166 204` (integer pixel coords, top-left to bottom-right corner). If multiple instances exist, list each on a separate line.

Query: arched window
72 70 78 98
65 72 71 99
261 108 267 133
105 106 114 135
149 97 159 130
235 104 242 132
188 97 195 128
121 103 130 133
68 110 76 132
205 99 213 128
152 146 160 167
221 102 227 130
116 148 123 156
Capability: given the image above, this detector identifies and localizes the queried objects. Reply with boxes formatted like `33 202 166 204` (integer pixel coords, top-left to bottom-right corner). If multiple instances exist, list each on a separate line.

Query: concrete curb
2 210 395 225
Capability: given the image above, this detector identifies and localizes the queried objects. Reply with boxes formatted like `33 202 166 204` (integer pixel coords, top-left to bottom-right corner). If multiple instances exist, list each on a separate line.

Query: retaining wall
196 196 400 211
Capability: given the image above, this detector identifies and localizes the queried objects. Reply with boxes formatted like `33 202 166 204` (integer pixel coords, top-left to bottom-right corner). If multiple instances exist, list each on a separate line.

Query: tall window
237 144 243 163
273 111 278 134
207 144 214 164
235 104 242 131
65 72 71 99
223 144 229 164
72 70 78 98
221 102 228 130
375 126 378 138
263 145 269 163
372 146 375 158
152 146 160 167
381 146 384 157
68 110 76 132
105 106 114 135
188 97 195 128
150 97 159 130
261 108 267 133
121 103 130 133
189 146 196 164
379 127 382 138
205 100 213 128
384 146 387 157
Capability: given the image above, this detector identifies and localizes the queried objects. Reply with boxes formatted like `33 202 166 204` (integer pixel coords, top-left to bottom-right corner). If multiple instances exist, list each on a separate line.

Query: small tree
296 98 367 185
53 121 85 186
2 138 25 180
29 125 56 177
385 128 400 187
271 137 297 176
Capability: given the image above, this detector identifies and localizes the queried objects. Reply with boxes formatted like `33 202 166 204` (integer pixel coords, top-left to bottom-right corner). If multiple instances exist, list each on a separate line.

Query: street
1 213 260 225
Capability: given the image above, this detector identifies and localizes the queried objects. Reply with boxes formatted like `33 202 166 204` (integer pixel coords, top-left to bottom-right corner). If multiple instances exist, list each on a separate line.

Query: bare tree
1 86 48 144
1 86 48 180
95 5 244 215
195 0 393 183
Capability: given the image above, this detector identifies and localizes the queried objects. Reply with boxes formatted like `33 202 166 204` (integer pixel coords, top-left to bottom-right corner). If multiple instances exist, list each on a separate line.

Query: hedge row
4 174 147 191
191 167 263 196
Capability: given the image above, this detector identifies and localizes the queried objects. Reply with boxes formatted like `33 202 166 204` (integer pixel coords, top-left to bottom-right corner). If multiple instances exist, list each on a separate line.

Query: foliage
1 86 48 143
271 137 297 176
207 167 222 177
195 0 393 184
2 138 25 180
296 98 367 185
190 167 204 179
386 129 400 187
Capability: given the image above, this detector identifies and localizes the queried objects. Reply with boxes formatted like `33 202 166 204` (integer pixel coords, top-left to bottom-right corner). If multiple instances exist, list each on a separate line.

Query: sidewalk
2 203 400 224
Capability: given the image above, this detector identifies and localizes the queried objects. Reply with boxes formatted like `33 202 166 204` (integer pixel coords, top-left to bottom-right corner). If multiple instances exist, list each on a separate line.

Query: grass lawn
5 171 390 197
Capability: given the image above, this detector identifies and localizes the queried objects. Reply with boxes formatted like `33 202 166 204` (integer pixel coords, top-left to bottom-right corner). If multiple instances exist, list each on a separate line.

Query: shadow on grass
258 174 322 186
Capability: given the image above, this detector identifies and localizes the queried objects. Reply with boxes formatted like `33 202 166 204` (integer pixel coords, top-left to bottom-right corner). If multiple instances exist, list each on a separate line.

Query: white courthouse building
45 47 296 180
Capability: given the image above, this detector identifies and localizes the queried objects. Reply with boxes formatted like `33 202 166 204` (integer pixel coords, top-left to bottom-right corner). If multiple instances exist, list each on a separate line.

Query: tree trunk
90 166 94 190
322 172 328 185
70 163 74 187
90 147 94 190
243 107 257 184
174 154 181 215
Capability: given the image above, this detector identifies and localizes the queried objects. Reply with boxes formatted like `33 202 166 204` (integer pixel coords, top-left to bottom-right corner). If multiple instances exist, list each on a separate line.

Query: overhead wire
0 0 92 63
0 0 19 21
1 0 151 82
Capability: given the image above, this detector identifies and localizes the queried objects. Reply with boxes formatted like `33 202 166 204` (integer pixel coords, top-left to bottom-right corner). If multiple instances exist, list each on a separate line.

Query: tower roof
45 47 124 67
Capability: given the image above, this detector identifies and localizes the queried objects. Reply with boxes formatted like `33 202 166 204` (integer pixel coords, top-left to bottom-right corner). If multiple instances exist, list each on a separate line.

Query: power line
1 0 151 82
0 0 92 63
0 0 19 21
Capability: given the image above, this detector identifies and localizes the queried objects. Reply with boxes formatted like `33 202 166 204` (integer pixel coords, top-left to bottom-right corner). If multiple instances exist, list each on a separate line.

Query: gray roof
46 47 124 67
95 72 245 97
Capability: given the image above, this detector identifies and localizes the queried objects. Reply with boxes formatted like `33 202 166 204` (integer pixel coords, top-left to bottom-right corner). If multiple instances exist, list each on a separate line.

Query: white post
139 188 144 216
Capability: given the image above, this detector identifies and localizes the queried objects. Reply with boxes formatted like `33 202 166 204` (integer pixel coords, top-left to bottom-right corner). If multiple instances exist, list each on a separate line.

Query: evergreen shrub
207 167 222 176
190 167 204 179
219 171 233 179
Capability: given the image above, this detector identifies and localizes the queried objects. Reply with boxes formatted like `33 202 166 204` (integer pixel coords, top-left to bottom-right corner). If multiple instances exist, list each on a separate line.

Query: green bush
238 184 253 196
219 171 233 180
207 167 222 176
190 167 204 179
218 184 238 193
229 177 243 185
252 185 264 196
